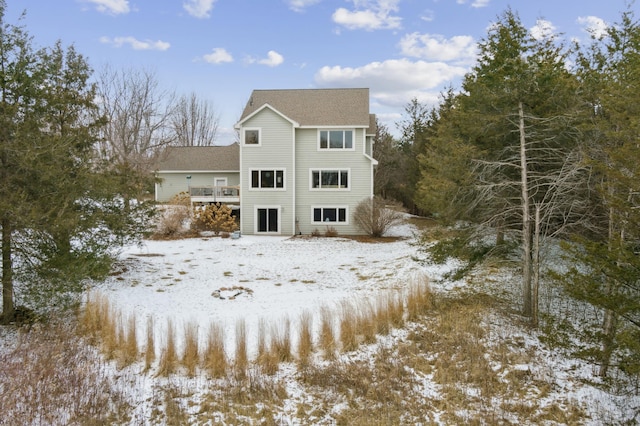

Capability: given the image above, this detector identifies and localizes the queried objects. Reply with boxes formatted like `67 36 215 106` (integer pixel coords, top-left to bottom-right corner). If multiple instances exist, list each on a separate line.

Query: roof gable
238 88 371 127
155 144 239 172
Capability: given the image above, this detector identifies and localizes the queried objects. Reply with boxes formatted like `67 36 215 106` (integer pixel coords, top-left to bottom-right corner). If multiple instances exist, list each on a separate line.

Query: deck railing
189 185 240 202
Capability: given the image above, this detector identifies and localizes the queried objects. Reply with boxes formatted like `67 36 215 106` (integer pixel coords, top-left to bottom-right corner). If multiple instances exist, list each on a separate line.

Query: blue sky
5 0 629 144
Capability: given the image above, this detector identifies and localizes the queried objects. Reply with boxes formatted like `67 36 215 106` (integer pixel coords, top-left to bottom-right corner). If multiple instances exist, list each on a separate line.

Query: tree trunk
599 203 620 377
532 204 541 327
519 101 533 317
2 215 14 324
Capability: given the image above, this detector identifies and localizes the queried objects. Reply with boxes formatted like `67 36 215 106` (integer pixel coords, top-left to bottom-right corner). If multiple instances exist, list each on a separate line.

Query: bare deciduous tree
171 92 220 146
95 66 176 204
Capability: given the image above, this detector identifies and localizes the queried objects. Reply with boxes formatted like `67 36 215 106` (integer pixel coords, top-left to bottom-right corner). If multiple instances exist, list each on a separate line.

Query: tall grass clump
234 319 249 378
182 321 199 376
297 311 314 369
340 301 358 352
319 306 336 360
157 319 178 376
406 274 433 321
375 293 392 336
120 312 139 367
357 299 378 344
271 316 292 362
257 318 279 375
144 316 155 371
389 292 405 328
203 322 227 378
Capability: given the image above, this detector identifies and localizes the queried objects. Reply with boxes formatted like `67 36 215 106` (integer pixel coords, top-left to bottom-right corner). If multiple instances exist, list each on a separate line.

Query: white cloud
530 19 556 40
287 0 322 12
259 51 284 67
332 0 402 31
203 48 233 64
183 0 217 19
399 32 476 63
456 0 490 8
314 58 467 101
421 10 435 23
99 36 170 51
578 16 608 39
84 0 130 15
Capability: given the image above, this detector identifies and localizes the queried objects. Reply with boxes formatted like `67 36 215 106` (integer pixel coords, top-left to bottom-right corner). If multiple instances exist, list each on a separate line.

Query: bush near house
192 203 237 235
353 196 404 237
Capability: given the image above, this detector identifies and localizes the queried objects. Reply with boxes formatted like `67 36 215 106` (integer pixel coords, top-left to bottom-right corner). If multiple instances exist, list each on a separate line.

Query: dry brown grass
234 319 249 379
157 319 178 376
256 318 279 375
270 316 292 363
75 283 593 424
203 322 227 378
319 306 336 360
144 316 155 371
182 321 199 376
120 312 138 367
0 320 131 423
406 274 433 322
357 299 378 344
340 301 358 352
297 311 313 369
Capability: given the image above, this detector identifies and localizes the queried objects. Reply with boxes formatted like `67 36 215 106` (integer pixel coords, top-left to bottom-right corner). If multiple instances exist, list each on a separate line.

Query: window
250 169 284 189
244 128 260 145
311 169 349 190
319 130 353 150
256 207 279 233
312 207 347 224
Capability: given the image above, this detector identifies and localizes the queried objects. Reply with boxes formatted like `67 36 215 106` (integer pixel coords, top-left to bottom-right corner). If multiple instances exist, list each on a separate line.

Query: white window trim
311 205 349 225
254 205 281 234
317 129 355 151
249 168 286 191
243 127 262 146
309 168 351 191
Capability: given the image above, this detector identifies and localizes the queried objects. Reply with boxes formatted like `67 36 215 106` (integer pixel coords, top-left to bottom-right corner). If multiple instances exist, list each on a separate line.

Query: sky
4 0 632 144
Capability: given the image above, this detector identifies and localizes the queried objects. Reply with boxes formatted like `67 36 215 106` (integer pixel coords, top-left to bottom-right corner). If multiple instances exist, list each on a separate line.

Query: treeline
375 7 640 380
0 2 220 323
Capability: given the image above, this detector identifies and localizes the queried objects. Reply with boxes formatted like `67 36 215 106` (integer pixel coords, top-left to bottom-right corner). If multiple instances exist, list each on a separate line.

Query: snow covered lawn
97 223 450 358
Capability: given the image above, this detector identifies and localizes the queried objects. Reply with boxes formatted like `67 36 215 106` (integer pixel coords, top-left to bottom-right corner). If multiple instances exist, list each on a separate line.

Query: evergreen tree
560 7 640 377
0 4 149 321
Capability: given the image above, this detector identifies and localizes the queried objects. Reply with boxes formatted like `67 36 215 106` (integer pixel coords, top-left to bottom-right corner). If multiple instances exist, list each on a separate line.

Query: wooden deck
189 186 240 205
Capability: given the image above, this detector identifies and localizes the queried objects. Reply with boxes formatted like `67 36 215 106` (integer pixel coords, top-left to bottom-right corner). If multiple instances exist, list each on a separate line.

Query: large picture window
312 207 348 224
250 169 285 189
319 130 353 150
311 169 349 190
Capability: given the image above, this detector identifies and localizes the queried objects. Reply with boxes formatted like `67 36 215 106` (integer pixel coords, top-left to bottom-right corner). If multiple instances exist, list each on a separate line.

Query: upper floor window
250 169 285 189
319 130 353 150
311 169 349 190
244 128 261 146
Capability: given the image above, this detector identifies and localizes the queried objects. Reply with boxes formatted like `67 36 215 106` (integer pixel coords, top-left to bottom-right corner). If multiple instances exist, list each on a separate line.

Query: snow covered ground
76 220 640 423
97 222 457 359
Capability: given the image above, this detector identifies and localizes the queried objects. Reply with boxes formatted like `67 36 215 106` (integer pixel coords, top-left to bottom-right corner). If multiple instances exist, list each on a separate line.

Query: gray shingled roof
155 144 239 171
239 88 371 127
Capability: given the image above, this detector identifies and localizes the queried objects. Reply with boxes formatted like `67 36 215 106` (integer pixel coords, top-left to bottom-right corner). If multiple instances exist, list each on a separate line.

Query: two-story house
235 88 377 235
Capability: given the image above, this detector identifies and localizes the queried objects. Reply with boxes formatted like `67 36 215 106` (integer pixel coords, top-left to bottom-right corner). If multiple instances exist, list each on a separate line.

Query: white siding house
235 88 377 236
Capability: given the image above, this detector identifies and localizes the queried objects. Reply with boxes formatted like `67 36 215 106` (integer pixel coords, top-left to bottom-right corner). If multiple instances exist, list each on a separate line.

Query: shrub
324 226 339 237
156 192 191 237
192 203 237 235
353 196 404 237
